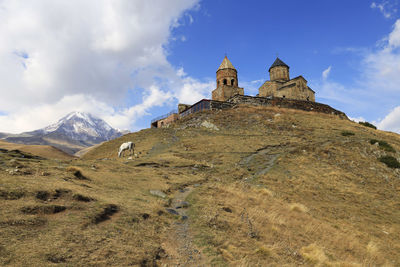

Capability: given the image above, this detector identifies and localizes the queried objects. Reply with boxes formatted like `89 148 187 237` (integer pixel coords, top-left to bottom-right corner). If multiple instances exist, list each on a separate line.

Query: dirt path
159 186 208 266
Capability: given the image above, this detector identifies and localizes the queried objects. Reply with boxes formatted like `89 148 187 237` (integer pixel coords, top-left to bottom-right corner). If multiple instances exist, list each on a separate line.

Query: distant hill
3 111 125 155
0 140 73 160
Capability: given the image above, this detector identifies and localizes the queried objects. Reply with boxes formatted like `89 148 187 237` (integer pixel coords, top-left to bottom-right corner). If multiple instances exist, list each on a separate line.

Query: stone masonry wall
157 113 180 127
212 85 244 102
227 95 347 118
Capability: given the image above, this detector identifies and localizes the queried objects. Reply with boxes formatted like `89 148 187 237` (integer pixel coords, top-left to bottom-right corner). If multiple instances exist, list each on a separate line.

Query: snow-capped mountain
4 112 126 155
40 111 122 143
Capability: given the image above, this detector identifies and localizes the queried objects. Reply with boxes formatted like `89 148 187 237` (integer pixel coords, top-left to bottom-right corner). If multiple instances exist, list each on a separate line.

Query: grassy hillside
1 105 400 266
0 140 74 160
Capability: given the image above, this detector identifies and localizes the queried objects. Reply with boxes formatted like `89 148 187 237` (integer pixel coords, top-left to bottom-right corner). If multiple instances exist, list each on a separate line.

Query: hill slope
1 105 400 266
0 140 74 160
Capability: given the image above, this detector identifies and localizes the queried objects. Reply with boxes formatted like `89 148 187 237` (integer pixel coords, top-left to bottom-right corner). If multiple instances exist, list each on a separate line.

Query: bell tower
212 56 244 101
216 56 238 87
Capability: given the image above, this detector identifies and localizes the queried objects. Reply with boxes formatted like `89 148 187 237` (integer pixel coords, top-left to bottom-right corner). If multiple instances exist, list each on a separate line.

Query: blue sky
0 0 399 133
167 0 399 124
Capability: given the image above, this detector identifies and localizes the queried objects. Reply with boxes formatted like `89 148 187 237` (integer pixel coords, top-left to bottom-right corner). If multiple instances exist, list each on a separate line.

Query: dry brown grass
1 105 400 266
0 140 73 160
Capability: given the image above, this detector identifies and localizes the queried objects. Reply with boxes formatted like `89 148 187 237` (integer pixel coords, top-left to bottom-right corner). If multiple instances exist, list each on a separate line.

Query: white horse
118 141 134 158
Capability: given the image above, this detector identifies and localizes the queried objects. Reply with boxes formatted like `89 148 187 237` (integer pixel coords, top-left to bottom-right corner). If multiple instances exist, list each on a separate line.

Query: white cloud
377 106 400 132
240 79 264 96
322 66 331 80
314 19 400 133
371 1 398 19
388 19 400 48
348 116 366 123
0 0 206 133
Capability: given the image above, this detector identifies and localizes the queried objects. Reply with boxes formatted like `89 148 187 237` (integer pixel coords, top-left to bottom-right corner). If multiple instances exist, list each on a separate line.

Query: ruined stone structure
258 58 315 101
151 56 346 128
151 113 179 128
211 56 244 101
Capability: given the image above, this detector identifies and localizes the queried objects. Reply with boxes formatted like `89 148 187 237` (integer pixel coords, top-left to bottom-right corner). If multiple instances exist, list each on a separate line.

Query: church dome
269 57 289 72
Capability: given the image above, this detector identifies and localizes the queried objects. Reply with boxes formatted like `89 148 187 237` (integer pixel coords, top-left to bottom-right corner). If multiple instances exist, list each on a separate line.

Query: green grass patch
359 121 377 129
370 139 396 152
378 156 400 168
341 131 355 136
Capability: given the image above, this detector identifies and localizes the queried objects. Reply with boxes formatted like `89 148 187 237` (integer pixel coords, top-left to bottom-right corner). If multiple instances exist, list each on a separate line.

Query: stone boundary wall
227 95 348 118
151 94 347 128
209 100 234 110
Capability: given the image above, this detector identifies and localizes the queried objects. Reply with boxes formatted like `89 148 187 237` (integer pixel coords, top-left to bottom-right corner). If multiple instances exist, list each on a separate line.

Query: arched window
231 79 235 86
223 79 227 85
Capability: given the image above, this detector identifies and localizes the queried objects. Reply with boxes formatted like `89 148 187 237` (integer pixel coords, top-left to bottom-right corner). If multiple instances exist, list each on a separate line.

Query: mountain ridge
2 111 125 154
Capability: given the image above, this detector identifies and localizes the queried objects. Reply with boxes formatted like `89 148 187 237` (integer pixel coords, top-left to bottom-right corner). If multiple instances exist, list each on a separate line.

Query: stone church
151 55 347 128
212 56 315 102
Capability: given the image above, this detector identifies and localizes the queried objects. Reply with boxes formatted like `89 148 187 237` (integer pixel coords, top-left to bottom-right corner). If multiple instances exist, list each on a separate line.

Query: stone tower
259 57 315 101
212 56 244 101
269 57 290 81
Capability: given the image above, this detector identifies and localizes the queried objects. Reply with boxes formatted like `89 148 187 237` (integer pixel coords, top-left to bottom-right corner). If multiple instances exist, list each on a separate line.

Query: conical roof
217 56 236 71
269 57 289 71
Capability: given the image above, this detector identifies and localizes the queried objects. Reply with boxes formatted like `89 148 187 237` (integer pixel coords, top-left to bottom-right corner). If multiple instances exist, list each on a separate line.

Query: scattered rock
201 120 219 131
181 215 188 220
6 168 19 175
0 217 47 227
46 253 67 263
175 201 189 209
150 190 167 199
165 208 179 215
157 210 165 216
222 207 233 213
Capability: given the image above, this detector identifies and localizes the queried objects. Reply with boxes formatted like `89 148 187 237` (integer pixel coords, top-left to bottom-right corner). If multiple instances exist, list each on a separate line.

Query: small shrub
300 243 328 264
53 189 71 199
36 191 50 201
370 139 396 152
341 131 355 136
254 246 273 257
359 121 377 129
370 139 378 145
73 194 94 202
66 166 90 180
379 156 400 168
21 205 66 214
0 189 25 200
92 204 119 224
